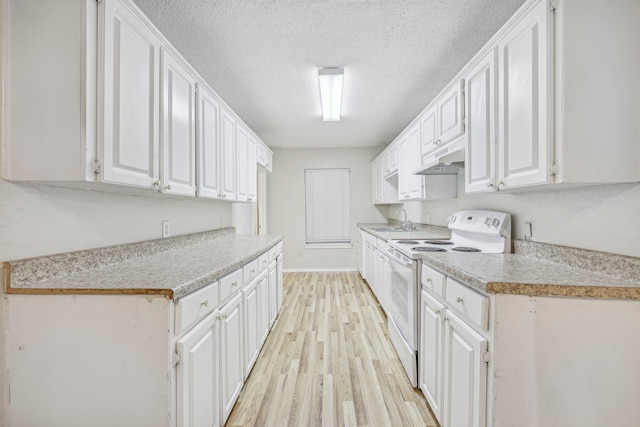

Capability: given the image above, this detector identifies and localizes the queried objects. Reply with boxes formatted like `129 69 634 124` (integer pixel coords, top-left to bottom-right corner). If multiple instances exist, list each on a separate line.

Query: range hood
413 137 465 175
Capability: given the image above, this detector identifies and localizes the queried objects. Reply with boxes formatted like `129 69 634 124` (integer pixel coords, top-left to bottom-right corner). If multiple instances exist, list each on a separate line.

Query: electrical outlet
162 221 170 238
297 250 302 257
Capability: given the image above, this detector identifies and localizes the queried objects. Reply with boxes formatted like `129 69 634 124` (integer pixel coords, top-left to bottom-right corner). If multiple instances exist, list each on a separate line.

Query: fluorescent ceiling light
318 68 344 121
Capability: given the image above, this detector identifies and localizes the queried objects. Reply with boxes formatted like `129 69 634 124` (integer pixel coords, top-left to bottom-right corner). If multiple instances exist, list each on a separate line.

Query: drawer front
276 241 283 254
220 268 243 304
176 281 219 336
445 278 489 331
257 253 269 272
243 259 258 284
268 246 278 262
422 264 445 298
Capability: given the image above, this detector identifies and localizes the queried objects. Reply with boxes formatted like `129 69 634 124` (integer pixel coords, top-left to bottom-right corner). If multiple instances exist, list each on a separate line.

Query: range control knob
484 218 492 227
491 218 501 227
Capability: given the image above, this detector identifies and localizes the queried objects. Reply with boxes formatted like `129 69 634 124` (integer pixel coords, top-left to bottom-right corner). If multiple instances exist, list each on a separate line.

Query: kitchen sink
370 227 406 232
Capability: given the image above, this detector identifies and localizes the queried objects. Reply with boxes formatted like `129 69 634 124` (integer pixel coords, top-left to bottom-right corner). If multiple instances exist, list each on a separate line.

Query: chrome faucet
395 208 412 230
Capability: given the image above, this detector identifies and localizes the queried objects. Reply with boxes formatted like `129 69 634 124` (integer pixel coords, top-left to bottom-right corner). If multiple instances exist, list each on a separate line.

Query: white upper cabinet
257 141 273 172
196 86 222 199
420 80 465 164
100 0 161 189
235 124 249 202
398 124 425 200
496 0 550 190
247 135 258 202
464 48 498 193
160 49 197 196
3 0 272 195
383 143 399 176
220 109 237 201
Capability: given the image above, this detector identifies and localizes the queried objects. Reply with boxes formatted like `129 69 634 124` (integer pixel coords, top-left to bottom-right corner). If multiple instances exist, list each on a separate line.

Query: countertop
421 246 640 300
3 230 282 299
358 223 450 241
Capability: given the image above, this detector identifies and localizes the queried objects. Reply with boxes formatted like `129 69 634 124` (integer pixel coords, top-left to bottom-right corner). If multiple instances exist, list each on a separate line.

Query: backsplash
514 239 640 283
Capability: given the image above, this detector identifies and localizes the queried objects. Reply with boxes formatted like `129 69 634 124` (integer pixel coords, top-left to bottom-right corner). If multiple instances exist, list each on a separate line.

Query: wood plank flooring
226 271 437 427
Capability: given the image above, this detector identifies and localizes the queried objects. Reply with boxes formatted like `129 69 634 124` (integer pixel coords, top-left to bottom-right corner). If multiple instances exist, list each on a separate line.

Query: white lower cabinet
276 253 284 312
242 275 261 378
443 310 488 427
268 260 278 327
220 292 244 423
419 290 446 422
420 266 488 427
176 310 221 427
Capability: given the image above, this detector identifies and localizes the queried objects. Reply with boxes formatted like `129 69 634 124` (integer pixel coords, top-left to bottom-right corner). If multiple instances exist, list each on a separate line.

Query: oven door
385 247 418 350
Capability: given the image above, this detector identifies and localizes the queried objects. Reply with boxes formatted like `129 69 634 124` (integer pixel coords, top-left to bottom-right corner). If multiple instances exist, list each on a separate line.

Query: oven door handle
386 247 414 267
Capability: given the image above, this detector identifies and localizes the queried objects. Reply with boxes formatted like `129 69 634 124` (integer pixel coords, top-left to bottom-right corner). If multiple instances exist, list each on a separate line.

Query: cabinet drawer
220 269 243 304
268 246 278 262
445 278 489 331
175 281 219 336
422 264 445 298
257 253 269 272
243 259 258 284
276 241 283 254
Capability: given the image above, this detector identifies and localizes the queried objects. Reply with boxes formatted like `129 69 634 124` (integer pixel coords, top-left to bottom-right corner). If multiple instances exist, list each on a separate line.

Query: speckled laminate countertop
358 223 450 241
421 248 640 300
2 229 282 299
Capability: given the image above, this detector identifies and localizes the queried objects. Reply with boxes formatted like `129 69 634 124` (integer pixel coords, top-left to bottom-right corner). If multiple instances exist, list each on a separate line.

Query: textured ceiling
132 0 526 149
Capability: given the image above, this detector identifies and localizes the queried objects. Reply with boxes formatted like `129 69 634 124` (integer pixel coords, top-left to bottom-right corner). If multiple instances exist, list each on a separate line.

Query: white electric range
384 210 511 387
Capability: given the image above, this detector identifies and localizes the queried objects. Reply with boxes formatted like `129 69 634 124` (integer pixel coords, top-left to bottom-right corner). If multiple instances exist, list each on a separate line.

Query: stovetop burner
411 247 447 252
451 247 482 253
396 240 420 245
423 240 454 245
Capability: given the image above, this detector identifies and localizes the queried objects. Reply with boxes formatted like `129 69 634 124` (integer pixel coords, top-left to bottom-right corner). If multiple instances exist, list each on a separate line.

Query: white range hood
412 138 465 175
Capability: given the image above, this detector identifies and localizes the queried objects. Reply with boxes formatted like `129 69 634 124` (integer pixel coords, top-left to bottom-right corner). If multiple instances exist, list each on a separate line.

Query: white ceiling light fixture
318 67 344 121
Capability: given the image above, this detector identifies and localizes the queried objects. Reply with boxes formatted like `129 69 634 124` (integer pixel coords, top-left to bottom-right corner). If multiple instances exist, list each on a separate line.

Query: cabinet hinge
174 350 181 367
93 159 101 175
549 0 557 12
549 161 558 177
483 350 490 363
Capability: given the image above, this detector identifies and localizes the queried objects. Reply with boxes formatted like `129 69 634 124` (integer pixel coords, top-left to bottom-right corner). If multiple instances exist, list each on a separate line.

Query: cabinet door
161 49 196 196
371 160 380 204
421 105 438 156
373 249 385 302
465 48 498 194
258 271 270 344
176 310 220 427
497 0 550 190
276 254 284 313
220 110 236 200
438 80 465 145
101 0 160 188
268 261 278 327
398 124 424 201
247 135 258 202
196 86 221 199
420 290 446 424
443 311 488 427
242 279 260 378
220 293 243 423
384 144 399 176
235 124 249 202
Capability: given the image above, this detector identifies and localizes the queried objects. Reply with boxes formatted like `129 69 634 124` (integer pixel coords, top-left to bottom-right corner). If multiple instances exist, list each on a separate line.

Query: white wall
268 147 387 270
389 171 640 258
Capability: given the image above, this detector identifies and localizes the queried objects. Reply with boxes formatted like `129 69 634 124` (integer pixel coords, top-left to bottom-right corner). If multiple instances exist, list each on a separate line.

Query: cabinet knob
487 182 495 188
427 278 433 283
232 281 237 287
456 296 464 303
435 309 441 316
165 185 172 191
152 181 160 188
497 181 504 190
201 300 209 307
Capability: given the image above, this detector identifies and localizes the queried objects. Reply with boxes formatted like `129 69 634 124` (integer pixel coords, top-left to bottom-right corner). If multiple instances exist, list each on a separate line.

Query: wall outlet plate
162 221 170 238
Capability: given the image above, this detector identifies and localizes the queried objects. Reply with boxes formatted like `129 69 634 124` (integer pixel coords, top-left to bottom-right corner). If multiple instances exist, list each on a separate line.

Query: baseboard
283 267 359 273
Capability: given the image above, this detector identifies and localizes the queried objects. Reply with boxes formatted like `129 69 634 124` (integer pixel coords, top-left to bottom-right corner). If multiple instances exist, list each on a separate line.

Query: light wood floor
226 271 437 427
